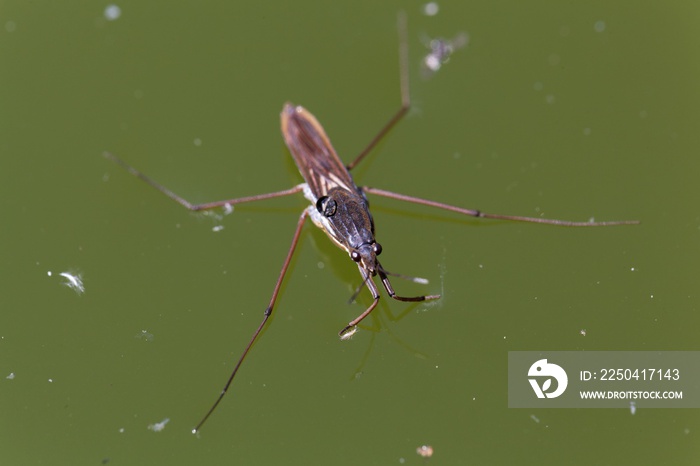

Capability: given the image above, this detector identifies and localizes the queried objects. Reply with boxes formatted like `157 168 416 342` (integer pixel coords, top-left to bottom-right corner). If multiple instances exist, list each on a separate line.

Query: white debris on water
49 270 85 295
104 5 122 21
148 418 170 432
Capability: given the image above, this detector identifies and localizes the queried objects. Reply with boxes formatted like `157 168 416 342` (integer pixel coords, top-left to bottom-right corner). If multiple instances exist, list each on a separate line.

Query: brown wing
280 103 357 200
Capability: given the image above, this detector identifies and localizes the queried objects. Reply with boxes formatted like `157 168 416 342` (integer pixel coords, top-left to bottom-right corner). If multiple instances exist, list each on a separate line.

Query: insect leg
348 269 429 304
339 268 381 339
346 11 410 171
362 186 640 226
378 269 441 303
103 152 304 211
193 209 309 434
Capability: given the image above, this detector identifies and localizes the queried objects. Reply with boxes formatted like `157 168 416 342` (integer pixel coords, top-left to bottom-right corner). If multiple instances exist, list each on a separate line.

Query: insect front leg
378 269 441 303
339 267 381 340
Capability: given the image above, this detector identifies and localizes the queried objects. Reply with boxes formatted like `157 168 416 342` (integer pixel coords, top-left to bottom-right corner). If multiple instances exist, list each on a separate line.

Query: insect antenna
348 274 372 304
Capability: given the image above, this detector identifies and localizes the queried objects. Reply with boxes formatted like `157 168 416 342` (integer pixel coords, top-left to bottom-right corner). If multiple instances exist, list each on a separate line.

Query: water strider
103 12 638 433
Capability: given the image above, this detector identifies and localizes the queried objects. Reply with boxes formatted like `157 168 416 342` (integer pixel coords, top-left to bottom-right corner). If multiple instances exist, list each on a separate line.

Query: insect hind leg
103 152 304 211
345 11 410 171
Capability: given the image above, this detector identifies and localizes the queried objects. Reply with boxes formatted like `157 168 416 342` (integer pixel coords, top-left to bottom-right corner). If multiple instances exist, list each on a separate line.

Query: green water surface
1 1 698 465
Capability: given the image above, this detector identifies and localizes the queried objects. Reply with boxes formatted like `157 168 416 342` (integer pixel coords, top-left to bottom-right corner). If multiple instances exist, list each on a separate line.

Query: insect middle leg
193 208 309 433
362 186 640 227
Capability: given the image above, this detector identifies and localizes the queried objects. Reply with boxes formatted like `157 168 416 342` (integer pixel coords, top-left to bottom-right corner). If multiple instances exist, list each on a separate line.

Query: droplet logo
528 359 568 399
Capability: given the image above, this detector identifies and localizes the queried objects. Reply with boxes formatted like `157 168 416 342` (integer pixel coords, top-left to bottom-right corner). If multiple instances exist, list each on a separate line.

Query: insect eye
373 243 382 255
316 196 337 217
350 250 361 262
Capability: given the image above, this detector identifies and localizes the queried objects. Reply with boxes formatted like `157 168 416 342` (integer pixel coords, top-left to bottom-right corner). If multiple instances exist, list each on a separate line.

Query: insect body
282 104 438 339
103 12 638 434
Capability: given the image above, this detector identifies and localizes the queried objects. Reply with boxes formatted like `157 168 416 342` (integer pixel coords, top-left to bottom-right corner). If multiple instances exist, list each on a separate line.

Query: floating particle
423 2 439 16
148 418 170 432
421 32 469 78
416 445 434 458
104 4 121 21
135 330 154 342
57 271 85 295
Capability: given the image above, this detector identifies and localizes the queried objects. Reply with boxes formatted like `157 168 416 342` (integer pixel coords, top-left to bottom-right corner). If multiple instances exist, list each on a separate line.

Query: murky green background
2 1 699 465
